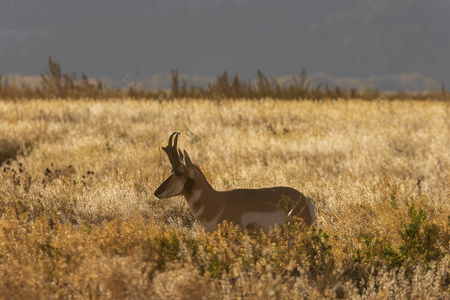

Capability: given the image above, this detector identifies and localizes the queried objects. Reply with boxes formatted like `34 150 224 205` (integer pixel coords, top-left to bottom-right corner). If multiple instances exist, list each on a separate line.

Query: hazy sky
1 0 449 89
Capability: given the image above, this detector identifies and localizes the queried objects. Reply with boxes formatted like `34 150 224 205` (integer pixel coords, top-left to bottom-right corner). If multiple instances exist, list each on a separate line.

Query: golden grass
0 98 449 298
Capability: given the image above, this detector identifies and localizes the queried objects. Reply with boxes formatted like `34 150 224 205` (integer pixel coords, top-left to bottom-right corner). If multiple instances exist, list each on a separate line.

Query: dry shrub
153 268 216 300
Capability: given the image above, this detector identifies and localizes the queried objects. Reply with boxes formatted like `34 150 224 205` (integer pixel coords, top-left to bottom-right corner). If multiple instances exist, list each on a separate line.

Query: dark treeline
1 57 448 101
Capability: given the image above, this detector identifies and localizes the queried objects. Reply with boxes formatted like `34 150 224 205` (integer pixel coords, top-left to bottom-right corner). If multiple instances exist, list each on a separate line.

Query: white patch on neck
201 206 224 233
187 189 202 205
193 205 205 218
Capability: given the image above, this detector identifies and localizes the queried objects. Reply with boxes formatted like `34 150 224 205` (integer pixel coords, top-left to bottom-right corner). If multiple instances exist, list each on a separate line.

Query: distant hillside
1 0 449 89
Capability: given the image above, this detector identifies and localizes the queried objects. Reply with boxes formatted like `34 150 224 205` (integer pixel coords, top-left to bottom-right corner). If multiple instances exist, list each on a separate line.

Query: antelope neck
183 173 216 204
183 172 224 222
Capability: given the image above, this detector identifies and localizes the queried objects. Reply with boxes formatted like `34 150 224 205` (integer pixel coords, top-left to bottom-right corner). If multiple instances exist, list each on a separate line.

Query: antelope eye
174 171 183 176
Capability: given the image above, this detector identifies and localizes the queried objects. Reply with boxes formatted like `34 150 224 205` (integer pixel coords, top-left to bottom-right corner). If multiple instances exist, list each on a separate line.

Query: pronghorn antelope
154 132 315 233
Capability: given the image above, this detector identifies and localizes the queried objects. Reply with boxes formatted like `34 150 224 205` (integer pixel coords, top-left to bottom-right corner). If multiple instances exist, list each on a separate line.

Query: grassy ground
0 98 449 299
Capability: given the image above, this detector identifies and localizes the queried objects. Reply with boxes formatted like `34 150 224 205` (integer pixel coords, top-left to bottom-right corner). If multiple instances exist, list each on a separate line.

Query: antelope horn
162 132 182 171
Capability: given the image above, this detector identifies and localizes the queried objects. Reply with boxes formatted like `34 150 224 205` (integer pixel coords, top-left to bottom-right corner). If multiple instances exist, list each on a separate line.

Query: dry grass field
0 98 449 299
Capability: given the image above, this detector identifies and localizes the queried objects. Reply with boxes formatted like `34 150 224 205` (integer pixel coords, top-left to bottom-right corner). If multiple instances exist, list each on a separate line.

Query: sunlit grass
0 98 449 298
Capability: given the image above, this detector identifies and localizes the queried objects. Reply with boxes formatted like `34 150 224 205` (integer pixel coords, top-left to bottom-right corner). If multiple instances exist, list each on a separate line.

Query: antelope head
154 132 196 199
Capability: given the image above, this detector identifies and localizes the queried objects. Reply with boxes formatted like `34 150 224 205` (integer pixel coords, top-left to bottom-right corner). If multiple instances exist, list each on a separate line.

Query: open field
0 98 449 299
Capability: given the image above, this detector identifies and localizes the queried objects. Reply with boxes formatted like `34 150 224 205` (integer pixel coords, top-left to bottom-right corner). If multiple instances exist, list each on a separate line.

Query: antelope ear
183 150 193 167
178 149 184 163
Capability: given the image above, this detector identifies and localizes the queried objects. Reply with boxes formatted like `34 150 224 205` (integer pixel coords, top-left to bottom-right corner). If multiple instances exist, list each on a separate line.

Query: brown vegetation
0 99 449 298
1 58 449 101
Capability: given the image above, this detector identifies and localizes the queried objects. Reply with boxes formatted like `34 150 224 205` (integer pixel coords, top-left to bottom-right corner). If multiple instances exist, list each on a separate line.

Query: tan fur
154 133 315 233
180 166 314 233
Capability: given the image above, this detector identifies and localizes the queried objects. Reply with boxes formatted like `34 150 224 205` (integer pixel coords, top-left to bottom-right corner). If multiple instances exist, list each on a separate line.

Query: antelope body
154 133 315 233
